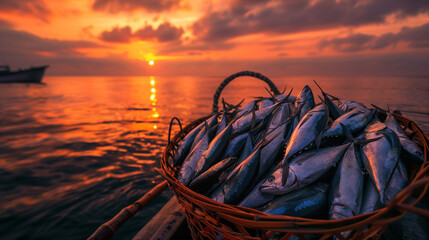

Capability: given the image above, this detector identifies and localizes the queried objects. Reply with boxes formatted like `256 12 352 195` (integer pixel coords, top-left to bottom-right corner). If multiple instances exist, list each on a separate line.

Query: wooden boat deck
133 195 191 240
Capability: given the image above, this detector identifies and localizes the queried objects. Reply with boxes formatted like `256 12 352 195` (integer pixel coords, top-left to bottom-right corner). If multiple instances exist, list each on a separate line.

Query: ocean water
0 75 428 239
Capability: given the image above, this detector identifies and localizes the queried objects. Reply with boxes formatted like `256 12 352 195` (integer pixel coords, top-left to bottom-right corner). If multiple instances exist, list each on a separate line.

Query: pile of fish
169 81 423 238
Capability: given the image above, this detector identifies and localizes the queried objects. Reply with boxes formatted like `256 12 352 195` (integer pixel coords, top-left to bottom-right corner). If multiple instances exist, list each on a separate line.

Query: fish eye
268 176 275 182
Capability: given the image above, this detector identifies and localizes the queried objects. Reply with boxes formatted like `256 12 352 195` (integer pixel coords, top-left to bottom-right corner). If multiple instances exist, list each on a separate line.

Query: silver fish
177 124 215 186
211 148 262 204
360 178 382 214
221 133 248 159
281 104 329 184
361 121 401 204
237 133 254 164
275 93 296 103
313 80 343 120
385 158 408 202
260 143 350 195
338 100 368 113
188 157 238 195
235 100 257 119
232 102 280 136
266 102 292 133
259 98 274 109
172 119 206 167
237 170 276 208
384 113 424 163
261 182 329 218
257 123 289 179
295 85 315 120
194 124 233 178
190 115 218 151
215 110 229 136
329 143 365 238
322 108 375 138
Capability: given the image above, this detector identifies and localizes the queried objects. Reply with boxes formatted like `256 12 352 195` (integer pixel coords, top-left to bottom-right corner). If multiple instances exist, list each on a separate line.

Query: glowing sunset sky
1 0 429 76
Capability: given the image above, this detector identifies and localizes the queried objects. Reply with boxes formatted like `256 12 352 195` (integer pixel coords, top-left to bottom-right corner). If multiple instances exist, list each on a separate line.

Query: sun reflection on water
150 76 159 129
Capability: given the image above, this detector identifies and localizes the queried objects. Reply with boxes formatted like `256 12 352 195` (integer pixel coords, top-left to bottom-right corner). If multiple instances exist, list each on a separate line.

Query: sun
148 60 154 66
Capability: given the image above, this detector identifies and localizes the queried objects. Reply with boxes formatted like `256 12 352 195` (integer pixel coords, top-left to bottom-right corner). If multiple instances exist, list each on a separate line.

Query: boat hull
0 66 48 83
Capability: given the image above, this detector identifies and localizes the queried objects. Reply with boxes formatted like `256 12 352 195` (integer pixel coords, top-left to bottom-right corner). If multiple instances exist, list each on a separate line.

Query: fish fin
340 123 354 142
381 132 394 147
371 104 389 115
281 164 289 186
222 98 227 112
387 104 390 113
356 136 383 146
265 87 275 98
236 98 245 108
281 86 287 94
250 109 256 130
326 92 340 101
313 80 326 94
318 95 324 103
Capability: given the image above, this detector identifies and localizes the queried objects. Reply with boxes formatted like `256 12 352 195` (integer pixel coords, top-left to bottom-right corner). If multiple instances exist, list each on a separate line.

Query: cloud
99 22 184 43
0 23 151 75
319 22 429 52
99 26 133 43
92 0 185 13
191 0 429 42
134 22 183 42
0 19 12 29
0 27 105 56
0 0 52 22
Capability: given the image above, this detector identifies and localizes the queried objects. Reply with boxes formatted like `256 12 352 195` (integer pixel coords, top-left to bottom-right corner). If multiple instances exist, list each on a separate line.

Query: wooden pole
88 180 169 240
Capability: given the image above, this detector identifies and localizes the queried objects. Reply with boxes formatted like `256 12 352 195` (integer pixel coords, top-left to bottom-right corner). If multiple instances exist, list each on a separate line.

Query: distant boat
0 65 49 83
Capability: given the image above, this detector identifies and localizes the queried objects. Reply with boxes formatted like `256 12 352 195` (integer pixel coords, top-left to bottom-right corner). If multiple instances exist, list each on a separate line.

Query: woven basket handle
212 71 281 113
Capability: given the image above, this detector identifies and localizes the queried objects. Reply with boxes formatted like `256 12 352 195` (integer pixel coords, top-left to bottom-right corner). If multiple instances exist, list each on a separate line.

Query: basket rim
160 112 429 233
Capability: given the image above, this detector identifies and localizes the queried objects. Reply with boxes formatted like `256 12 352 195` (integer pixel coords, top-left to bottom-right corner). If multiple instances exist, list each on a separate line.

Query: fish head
260 167 298 194
296 85 313 103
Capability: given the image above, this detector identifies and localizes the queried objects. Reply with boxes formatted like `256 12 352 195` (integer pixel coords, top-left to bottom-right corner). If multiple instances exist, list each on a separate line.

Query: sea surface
0 75 428 239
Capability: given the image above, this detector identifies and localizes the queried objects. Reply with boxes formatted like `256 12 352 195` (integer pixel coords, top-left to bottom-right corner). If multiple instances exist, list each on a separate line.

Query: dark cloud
319 33 375 52
0 0 51 22
319 22 429 52
192 0 429 42
134 22 183 42
99 22 184 43
0 19 12 29
0 27 105 56
0 23 151 76
99 26 133 43
92 0 184 13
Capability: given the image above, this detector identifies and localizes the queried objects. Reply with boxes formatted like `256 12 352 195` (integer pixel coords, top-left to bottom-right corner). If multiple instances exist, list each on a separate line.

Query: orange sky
1 0 429 76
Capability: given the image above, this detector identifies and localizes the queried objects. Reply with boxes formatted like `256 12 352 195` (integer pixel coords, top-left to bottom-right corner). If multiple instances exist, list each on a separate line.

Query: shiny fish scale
338 99 368 113
193 124 233 178
172 119 206 167
232 103 278 136
384 158 408 202
322 108 375 138
261 183 329 218
361 121 401 204
177 126 212 186
295 85 315 120
384 113 424 163
211 148 261 204
260 143 350 195
330 143 365 231
281 104 328 168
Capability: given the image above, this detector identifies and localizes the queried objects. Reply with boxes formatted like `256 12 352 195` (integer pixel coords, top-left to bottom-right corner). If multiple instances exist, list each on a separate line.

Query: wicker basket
159 71 429 240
